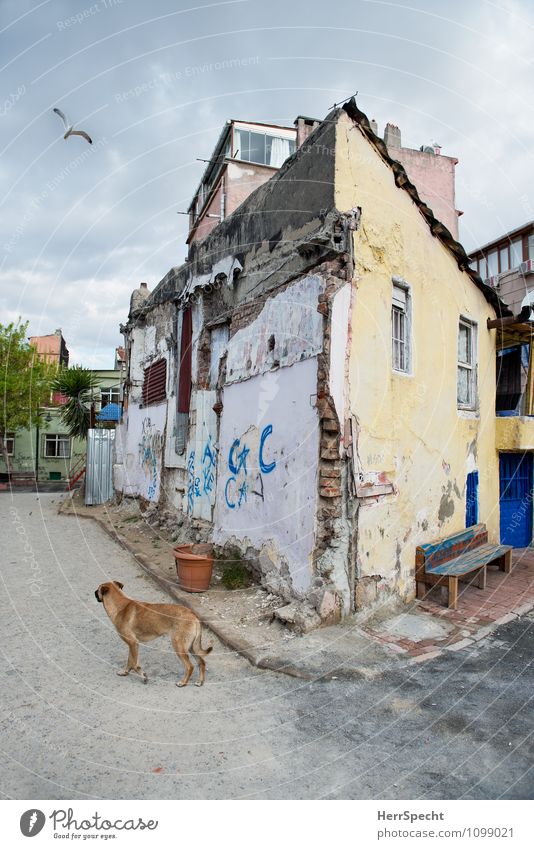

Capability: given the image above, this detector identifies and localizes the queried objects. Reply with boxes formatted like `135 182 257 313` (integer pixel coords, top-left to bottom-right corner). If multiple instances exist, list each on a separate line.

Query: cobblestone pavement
1 493 532 800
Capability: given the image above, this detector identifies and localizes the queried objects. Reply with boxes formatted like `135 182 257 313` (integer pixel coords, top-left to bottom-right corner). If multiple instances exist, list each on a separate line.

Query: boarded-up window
142 358 167 406
177 307 192 412
175 307 193 454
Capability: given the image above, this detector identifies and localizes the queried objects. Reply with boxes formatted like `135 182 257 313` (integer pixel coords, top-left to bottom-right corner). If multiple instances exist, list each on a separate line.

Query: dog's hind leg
117 636 148 684
191 622 212 686
171 635 194 687
192 654 206 687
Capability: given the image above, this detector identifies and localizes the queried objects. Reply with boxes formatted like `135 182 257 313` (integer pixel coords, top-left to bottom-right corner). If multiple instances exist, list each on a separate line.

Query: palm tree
51 366 99 440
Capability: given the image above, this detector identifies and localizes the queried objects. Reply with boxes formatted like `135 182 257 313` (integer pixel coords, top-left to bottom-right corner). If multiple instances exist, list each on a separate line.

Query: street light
35 411 53 481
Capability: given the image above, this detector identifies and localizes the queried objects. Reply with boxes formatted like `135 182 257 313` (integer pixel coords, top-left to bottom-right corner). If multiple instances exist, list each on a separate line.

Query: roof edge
342 98 512 318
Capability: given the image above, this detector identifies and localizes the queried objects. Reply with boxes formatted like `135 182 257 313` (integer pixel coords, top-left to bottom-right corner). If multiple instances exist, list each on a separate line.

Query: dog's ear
113 581 124 590
100 585 110 596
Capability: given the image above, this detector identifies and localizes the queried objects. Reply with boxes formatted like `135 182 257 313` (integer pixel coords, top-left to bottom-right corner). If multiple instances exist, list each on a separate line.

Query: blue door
499 453 533 547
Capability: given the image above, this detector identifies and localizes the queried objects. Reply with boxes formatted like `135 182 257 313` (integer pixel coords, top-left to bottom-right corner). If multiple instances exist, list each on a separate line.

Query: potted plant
174 544 214 592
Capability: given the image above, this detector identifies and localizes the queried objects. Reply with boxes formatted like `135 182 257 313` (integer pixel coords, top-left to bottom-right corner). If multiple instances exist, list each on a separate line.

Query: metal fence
85 428 115 505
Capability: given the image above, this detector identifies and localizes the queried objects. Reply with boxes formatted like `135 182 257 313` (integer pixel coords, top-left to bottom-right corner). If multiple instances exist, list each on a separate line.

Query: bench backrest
416 523 488 571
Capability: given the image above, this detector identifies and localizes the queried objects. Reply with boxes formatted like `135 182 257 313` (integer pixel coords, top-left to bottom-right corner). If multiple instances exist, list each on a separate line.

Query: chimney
370 119 378 136
384 122 401 150
294 115 321 148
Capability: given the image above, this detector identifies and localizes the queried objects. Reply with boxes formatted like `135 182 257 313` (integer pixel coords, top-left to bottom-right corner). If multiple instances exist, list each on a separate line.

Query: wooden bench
415 523 512 609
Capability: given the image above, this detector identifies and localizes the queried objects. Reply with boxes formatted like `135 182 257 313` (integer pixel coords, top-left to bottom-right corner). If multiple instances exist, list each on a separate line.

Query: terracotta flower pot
174 546 213 593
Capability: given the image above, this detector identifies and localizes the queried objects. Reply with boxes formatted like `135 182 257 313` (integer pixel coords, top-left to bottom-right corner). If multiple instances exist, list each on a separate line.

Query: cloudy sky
1 0 533 367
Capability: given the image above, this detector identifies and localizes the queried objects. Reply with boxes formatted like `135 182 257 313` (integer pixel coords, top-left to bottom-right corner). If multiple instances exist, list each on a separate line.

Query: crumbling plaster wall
335 111 499 608
115 303 174 502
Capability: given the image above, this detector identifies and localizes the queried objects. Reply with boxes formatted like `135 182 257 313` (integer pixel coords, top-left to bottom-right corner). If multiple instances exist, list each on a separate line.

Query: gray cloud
1 0 533 366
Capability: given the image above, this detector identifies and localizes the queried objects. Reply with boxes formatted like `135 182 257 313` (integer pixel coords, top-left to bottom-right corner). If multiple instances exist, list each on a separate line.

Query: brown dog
95 581 212 687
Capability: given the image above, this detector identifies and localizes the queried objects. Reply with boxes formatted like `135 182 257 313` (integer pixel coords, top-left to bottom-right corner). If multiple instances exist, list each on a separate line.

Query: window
5 433 15 456
457 318 477 409
392 282 411 373
142 358 167 406
100 386 120 407
499 246 510 273
478 257 487 278
44 434 70 458
510 239 523 268
233 128 296 168
487 250 498 276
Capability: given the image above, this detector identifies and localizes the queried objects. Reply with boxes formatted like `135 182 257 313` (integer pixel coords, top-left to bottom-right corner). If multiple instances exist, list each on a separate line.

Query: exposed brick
320 468 341 480
322 419 339 433
320 485 341 498
321 448 339 461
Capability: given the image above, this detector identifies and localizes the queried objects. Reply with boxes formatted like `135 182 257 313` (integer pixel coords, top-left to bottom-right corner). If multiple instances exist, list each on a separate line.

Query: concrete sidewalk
59 491 534 682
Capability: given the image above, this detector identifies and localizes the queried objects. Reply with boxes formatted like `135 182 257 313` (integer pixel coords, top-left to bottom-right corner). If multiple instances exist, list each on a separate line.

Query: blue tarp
96 402 121 422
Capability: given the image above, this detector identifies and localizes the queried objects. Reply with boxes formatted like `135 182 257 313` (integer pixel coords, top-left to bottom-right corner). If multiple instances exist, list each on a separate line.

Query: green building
1 346 124 484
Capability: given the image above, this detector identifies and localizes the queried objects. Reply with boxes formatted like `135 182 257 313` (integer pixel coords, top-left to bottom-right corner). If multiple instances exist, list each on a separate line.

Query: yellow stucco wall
335 112 500 602
495 417 534 451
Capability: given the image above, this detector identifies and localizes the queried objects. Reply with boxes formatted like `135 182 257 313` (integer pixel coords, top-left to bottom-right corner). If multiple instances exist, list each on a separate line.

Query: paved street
1 493 532 800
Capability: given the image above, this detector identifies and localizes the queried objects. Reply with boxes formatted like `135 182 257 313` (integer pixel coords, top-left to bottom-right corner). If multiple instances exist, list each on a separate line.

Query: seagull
53 107 92 144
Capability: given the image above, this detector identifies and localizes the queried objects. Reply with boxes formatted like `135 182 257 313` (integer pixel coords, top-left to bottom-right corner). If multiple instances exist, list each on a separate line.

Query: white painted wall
184 389 218 521
115 402 167 502
213 357 320 595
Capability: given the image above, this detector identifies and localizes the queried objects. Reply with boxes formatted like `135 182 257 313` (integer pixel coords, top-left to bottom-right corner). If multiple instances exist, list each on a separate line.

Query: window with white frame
43 434 71 458
100 386 120 407
392 282 411 373
5 433 15 455
457 318 477 409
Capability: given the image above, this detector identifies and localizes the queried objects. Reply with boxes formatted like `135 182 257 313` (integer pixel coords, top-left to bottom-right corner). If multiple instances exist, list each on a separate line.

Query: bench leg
448 576 458 610
499 550 512 574
416 581 427 600
477 565 487 590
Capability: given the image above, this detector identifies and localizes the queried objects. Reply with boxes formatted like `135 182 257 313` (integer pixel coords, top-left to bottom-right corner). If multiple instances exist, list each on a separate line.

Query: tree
0 321 55 475
51 366 99 440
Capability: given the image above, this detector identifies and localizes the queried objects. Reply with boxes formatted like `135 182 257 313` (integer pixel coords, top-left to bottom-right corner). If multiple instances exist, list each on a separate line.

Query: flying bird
53 107 92 144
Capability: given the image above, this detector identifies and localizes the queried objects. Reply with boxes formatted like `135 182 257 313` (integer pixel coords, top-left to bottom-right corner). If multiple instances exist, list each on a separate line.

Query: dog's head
94 581 124 603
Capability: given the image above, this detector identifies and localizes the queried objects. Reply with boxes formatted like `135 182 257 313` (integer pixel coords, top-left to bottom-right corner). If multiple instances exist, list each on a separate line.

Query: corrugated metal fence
85 429 115 505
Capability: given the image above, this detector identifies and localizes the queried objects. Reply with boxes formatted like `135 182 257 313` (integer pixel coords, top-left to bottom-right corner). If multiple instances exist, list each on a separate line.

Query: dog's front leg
117 637 147 683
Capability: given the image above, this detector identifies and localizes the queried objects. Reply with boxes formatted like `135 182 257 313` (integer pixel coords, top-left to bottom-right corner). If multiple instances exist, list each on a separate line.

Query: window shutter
142 358 167 406
177 306 192 413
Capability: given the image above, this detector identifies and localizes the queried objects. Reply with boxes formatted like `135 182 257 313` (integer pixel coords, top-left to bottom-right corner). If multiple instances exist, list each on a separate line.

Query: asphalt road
1 493 532 800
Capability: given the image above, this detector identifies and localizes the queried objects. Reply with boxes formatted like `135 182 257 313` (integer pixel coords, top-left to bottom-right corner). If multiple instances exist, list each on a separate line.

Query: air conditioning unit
519 260 534 275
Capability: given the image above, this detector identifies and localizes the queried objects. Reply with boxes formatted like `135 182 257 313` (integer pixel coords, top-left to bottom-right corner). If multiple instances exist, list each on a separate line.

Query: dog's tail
192 623 213 657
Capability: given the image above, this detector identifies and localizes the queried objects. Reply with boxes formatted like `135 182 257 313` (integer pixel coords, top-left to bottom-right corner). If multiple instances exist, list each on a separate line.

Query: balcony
496 415 534 451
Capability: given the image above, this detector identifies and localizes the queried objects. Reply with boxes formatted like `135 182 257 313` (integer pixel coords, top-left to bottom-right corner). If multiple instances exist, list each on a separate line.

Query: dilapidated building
116 98 517 630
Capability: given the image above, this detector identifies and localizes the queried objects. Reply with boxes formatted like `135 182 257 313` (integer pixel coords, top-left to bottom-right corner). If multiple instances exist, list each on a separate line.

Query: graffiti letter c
259 424 276 474
225 476 237 509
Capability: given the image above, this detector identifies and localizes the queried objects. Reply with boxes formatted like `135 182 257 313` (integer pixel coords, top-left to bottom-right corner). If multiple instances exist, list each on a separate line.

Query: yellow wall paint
496 417 534 451
335 112 500 602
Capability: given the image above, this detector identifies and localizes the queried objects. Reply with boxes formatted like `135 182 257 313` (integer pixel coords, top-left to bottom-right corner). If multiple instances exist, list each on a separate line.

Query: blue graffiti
187 450 200 514
202 437 217 495
225 476 236 509
228 439 250 475
224 424 275 510
259 424 276 474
